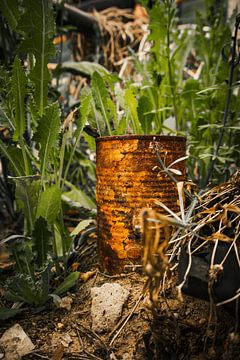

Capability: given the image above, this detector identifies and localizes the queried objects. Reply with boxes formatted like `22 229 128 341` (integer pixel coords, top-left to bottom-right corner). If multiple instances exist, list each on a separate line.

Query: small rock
199 318 207 325
57 323 64 330
91 283 130 333
0 323 35 360
60 333 72 348
122 352 133 360
173 312 179 319
53 295 73 311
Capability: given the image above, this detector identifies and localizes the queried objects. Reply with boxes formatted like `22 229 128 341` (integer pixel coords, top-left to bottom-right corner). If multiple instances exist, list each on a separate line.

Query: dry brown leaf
79 270 96 282
206 232 234 243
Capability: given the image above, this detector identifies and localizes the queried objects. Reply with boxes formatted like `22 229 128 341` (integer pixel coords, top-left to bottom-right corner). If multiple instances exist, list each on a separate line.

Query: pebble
91 283 130 333
57 323 64 329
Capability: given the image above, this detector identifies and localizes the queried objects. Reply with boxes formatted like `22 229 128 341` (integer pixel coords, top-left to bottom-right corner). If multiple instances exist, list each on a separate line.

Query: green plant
144 0 240 186
0 0 96 312
85 0 240 186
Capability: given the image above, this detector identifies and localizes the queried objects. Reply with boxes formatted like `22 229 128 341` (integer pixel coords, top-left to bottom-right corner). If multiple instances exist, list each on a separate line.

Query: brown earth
1 265 240 360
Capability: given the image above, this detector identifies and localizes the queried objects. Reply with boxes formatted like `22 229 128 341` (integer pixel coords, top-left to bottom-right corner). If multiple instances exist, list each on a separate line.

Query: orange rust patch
96 135 186 273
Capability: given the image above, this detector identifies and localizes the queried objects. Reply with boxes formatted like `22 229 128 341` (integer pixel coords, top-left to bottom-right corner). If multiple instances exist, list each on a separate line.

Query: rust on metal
96 135 186 273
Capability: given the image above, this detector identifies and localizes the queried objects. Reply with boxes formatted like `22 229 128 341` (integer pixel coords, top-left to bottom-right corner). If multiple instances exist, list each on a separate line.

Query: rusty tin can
96 135 186 273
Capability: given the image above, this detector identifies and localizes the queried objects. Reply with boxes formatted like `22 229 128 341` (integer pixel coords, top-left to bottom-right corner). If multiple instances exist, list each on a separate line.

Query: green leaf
36 185 61 224
61 61 109 77
0 106 15 129
107 97 118 128
63 182 96 210
61 91 91 189
70 219 94 237
76 91 91 136
0 142 26 176
15 179 41 233
137 96 154 134
34 102 61 176
0 307 24 321
125 88 142 134
5 274 49 307
32 217 52 267
12 240 34 277
17 0 55 115
11 56 27 141
91 71 112 135
0 0 20 29
115 116 127 135
54 272 79 296
83 133 96 151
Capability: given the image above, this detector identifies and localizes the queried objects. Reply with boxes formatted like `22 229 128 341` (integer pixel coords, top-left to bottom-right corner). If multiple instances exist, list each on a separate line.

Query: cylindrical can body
96 135 186 273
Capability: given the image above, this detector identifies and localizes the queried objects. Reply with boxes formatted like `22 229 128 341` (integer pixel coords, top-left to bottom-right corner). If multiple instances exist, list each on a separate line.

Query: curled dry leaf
79 270 96 282
63 108 78 131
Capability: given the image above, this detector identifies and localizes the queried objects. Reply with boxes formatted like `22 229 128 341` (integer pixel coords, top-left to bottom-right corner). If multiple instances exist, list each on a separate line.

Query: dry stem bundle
76 6 149 74
143 171 240 306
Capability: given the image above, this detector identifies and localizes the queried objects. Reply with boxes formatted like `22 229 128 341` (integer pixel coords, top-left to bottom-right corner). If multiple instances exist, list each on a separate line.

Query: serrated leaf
0 0 20 29
125 88 142 134
0 307 24 320
61 61 109 77
83 133 96 151
34 102 61 174
36 185 61 224
76 91 91 135
32 217 52 267
12 239 34 276
107 97 118 128
15 179 41 233
0 141 26 176
115 116 127 135
137 96 154 134
11 56 27 141
0 106 15 129
17 0 55 115
91 71 112 135
53 272 79 296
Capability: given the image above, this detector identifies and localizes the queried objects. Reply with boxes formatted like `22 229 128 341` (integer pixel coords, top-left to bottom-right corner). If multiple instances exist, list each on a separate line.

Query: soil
1 258 240 360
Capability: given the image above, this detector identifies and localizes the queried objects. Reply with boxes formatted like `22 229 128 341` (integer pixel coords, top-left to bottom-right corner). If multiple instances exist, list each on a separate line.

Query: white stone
91 283 130 333
0 323 35 360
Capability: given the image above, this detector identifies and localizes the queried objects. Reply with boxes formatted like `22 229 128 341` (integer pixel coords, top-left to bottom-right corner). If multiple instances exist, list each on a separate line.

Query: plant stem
61 131 82 191
203 14 240 187
59 131 67 188
53 226 61 275
166 2 178 131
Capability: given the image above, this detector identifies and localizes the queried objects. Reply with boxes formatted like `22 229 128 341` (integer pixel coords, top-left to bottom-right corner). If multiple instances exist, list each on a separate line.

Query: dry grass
143 165 240 307
75 6 149 76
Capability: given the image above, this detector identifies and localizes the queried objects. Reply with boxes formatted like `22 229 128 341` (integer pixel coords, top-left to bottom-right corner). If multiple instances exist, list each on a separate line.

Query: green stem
61 128 85 191
20 138 30 176
58 132 67 188
166 2 178 131
52 226 61 275
101 100 112 136
59 209 67 264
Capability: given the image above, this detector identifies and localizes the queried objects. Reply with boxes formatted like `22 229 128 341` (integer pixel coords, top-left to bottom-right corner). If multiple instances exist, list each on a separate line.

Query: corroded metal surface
96 135 186 273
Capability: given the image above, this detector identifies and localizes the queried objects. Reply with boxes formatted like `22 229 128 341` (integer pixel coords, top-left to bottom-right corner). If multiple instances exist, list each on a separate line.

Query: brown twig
109 292 144 346
76 328 103 360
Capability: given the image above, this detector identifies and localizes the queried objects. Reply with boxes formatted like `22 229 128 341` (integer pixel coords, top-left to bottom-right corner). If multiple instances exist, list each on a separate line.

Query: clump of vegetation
0 0 95 316
0 0 239 319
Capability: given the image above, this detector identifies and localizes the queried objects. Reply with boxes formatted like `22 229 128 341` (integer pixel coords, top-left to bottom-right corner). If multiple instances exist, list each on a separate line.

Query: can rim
96 134 186 142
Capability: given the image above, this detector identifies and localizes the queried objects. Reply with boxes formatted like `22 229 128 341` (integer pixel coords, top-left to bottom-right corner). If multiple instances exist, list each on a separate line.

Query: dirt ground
1 263 240 360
